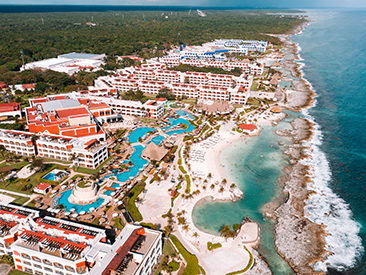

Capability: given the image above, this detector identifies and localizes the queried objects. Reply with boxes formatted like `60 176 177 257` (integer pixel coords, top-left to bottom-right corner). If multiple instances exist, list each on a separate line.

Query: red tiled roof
239 124 257 130
34 182 51 191
56 106 90 119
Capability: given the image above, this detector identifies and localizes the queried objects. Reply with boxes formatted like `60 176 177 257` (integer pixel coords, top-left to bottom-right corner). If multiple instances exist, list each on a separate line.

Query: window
54 262 63 269
55 271 64 275
34 264 42 269
21 253 30 259
35 271 43 275
24 268 33 273
23 261 31 266
44 267 53 272
32 256 41 262
65 266 75 272
43 259 52 266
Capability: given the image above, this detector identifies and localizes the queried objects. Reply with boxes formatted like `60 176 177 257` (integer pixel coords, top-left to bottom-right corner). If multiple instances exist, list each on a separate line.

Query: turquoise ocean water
193 9 366 274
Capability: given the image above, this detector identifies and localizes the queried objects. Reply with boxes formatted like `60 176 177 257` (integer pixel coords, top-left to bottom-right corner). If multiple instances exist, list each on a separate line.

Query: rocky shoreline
267 20 330 274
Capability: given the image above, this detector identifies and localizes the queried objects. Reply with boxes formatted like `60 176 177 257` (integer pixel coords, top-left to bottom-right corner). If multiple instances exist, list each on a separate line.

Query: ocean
194 9 366 274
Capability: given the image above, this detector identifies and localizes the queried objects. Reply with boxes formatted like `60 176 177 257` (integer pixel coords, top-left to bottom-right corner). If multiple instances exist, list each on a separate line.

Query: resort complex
0 38 295 275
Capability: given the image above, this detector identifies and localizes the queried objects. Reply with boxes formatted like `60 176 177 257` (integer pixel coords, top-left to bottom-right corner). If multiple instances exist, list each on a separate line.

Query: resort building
20 52 106 75
0 203 162 275
37 133 108 169
199 85 230 101
170 83 200 98
0 130 36 157
33 182 52 195
230 86 250 105
0 103 22 118
0 128 108 169
138 80 165 95
26 96 108 141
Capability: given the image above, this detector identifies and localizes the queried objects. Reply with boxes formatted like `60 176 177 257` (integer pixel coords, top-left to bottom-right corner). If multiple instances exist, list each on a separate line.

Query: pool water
54 189 105 213
104 189 114 196
43 172 56 181
175 110 195 119
162 117 195 135
149 135 165 145
107 145 148 183
128 127 155 143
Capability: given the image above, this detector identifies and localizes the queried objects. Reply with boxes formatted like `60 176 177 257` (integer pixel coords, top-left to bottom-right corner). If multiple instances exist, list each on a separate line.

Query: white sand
139 121 260 274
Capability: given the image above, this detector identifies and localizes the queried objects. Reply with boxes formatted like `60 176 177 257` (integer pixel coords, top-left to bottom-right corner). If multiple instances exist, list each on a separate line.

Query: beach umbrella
64 212 71 216
47 207 53 211
114 199 119 203
85 214 94 220
70 208 76 212
89 207 95 212
117 201 123 205
112 213 119 218
79 211 86 215
71 213 78 218
111 192 116 196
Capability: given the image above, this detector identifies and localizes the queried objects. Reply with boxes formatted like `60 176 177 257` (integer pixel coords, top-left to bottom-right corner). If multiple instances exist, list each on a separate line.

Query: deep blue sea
293 9 366 274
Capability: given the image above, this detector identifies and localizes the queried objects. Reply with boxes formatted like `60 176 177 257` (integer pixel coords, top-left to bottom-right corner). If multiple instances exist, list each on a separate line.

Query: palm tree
210 184 215 190
230 183 237 189
219 187 224 193
178 217 187 225
182 224 189 235
29 157 45 172
220 224 231 239
192 231 199 242
222 178 227 185
207 173 212 179
163 225 173 237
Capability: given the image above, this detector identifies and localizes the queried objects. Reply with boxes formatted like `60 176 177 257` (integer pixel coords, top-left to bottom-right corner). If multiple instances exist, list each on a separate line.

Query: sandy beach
138 122 274 274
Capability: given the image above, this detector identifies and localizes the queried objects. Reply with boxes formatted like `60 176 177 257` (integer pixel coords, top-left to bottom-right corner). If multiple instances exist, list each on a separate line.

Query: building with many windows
0 204 162 275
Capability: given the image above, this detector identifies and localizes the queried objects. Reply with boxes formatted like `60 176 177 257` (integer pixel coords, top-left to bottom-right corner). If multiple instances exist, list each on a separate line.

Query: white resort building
0 204 162 275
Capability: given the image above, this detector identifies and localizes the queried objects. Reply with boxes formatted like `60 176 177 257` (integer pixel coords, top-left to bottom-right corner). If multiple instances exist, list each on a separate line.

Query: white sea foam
300 96 364 272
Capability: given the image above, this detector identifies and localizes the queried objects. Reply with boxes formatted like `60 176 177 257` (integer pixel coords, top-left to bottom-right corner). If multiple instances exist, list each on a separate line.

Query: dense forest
0 9 306 73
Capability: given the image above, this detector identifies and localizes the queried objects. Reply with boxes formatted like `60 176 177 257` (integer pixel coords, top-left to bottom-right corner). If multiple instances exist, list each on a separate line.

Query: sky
1 0 366 8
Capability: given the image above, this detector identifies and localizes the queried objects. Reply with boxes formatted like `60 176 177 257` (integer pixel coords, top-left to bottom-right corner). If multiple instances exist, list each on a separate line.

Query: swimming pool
128 127 155 143
149 135 165 145
175 110 195 119
42 169 69 182
54 189 105 213
43 173 56 181
162 117 196 135
107 145 148 183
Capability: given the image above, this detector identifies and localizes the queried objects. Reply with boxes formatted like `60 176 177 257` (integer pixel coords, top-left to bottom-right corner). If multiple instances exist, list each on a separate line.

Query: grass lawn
163 239 176 257
0 163 67 195
8 270 29 275
42 157 72 165
113 217 125 229
179 166 187 174
0 161 27 170
170 235 205 275
250 81 259 91
11 196 29 205
73 156 113 175
123 180 146 222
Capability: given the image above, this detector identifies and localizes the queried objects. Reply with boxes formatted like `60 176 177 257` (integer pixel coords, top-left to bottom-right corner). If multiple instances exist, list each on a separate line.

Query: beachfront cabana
141 142 169 162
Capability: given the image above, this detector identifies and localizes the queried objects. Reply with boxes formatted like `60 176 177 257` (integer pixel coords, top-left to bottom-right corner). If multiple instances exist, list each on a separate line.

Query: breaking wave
300 96 364 271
